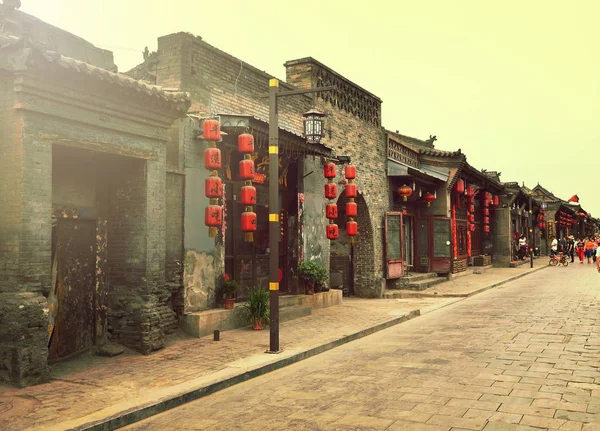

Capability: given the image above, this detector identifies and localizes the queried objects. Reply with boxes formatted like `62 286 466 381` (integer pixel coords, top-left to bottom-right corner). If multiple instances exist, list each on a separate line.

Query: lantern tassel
245 232 254 242
350 236 355 245
208 227 218 238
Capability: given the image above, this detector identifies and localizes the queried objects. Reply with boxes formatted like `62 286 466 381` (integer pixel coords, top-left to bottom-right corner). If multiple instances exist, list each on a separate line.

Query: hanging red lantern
204 147 222 170
241 212 257 232
484 217 490 225
203 119 221 141
345 183 357 198
398 184 413 202
455 179 465 194
344 165 356 180
466 186 475 197
483 208 490 216
493 195 499 206
346 221 358 236
483 225 490 233
326 224 339 240
469 205 475 213
346 202 357 217
469 214 475 222
205 205 222 238
205 175 222 198
238 133 254 153
424 192 436 207
240 185 256 205
469 224 475 232
325 183 338 199
239 159 255 180
326 204 338 219
324 162 337 179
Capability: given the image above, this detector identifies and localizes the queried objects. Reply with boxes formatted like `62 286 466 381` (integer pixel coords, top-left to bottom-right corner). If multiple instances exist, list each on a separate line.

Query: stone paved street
123 264 600 431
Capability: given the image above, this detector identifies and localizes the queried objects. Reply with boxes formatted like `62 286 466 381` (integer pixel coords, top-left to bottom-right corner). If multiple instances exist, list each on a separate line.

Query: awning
387 159 448 183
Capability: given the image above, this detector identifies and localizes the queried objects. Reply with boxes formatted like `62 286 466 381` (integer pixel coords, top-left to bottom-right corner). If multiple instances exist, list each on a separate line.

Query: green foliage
241 288 270 324
296 260 328 284
222 280 239 299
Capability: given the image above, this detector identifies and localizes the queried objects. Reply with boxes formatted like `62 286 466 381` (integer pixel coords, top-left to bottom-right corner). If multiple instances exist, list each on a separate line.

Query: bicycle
549 252 569 267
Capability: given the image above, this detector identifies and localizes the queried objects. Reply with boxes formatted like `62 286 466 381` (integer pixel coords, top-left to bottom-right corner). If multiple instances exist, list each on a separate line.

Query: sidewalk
0 264 547 431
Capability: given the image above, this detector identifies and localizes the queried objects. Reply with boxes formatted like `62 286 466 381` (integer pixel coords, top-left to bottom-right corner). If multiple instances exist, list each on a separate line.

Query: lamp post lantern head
303 108 326 144
541 202 548 210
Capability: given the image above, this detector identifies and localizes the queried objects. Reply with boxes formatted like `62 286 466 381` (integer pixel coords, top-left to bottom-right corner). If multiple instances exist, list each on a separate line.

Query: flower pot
304 279 315 295
223 298 235 310
252 318 264 330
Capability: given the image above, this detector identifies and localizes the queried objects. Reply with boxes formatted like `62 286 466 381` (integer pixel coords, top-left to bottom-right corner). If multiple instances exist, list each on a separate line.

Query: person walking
550 235 558 257
576 238 585 263
584 238 595 264
568 235 575 262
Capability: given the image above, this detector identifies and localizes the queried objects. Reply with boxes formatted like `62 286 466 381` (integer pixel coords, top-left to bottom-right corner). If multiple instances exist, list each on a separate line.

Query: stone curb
64 310 421 431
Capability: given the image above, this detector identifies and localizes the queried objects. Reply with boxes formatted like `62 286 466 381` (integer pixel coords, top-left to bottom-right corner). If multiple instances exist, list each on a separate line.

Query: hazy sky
21 1 599 215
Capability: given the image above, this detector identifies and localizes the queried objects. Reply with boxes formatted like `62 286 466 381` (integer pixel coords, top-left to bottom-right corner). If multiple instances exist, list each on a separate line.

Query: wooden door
49 219 96 359
385 212 403 278
416 218 429 272
431 218 452 273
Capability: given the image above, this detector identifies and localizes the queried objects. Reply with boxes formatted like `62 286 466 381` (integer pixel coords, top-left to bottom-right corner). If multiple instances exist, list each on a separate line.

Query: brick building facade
0 9 189 386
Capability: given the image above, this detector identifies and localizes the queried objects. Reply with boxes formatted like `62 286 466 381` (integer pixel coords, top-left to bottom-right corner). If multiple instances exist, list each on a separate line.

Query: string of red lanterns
345 165 358 244
238 133 257 242
324 162 339 240
203 119 223 238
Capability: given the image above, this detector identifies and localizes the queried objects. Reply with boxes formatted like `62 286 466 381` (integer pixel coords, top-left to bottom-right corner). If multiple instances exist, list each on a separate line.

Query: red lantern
205 205 222 227
483 208 490 216
455 179 465 194
424 192 436 207
327 224 339 240
484 217 490 225
484 225 490 233
469 205 475 213
324 162 337 179
325 183 338 199
398 184 412 202
346 221 358 236
346 202 357 217
203 119 221 141
239 159 255 180
345 165 356 180
345 183 357 198
241 212 257 232
238 133 254 153
240 185 256 205
469 214 475 222
204 147 222 170
205 176 222 198
326 204 338 219
469 224 475 232
493 195 499 206
466 186 475 197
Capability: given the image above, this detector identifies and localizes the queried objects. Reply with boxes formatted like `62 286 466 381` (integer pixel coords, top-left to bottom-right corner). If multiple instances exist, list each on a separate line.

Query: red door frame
415 216 452 273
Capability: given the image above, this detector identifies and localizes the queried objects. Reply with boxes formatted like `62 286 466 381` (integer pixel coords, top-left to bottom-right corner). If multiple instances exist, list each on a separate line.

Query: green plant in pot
241 287 270 330
296 260 328 295
222 278 239 310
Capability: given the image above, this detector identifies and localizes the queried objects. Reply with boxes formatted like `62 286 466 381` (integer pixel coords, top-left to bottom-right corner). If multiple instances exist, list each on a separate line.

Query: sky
21 0 599 215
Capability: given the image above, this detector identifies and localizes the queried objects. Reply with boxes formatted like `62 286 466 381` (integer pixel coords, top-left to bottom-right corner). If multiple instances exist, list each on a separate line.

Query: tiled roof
39 50 190 108
419 147 463 157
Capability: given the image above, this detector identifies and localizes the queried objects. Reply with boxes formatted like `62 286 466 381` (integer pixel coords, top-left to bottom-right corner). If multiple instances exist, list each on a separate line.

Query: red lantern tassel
209 227 218 238
245 232 254 242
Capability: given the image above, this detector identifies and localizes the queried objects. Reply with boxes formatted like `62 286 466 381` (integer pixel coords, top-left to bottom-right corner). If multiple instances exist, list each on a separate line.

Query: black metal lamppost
267 79 333 353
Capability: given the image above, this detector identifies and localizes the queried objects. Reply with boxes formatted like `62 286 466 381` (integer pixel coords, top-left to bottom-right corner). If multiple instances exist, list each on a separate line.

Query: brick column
493 206 512 267
0 109 52 386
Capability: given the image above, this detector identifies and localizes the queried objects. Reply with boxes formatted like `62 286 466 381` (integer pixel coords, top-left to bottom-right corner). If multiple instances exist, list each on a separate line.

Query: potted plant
241 287 270 330
222 278 239 310
297 260 328 295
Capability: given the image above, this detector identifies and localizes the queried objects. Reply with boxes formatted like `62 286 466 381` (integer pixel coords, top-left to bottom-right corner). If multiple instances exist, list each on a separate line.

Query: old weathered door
431 217 452 273
385 212 403 278
415 218 429 272
49 219 96 359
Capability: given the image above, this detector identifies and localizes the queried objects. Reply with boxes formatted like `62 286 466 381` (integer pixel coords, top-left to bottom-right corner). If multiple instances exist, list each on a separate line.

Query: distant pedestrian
550 236 558 257
584 238 595 264
576 238 585 263
568 235 575 262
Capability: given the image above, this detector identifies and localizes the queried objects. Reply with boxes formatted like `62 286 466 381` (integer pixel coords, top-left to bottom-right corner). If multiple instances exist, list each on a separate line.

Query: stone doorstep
447 264 493 280
405 276 447 291
180 290 343 338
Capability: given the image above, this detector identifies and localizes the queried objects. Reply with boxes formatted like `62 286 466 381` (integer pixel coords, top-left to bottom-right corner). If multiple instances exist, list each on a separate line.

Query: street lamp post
267 78 334 353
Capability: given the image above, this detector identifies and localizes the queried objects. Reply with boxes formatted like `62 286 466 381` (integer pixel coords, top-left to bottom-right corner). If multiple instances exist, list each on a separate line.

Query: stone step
405 272 439 282
406 276 447 291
